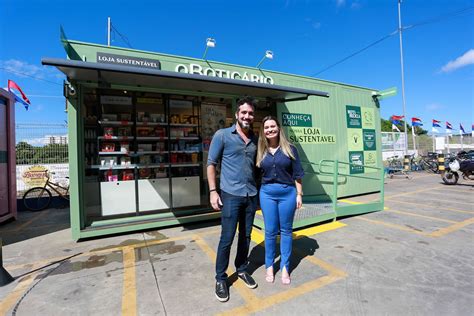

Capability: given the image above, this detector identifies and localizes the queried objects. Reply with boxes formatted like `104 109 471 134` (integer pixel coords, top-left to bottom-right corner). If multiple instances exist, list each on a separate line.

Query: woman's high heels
265 267 274 283
281 267 291 285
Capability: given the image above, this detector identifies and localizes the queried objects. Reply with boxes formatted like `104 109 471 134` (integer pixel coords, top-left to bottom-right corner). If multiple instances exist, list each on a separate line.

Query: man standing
207 96 259 302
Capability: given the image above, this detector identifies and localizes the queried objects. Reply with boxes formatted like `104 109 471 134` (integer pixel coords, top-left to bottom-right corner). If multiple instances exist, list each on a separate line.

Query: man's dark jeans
215 190 257 281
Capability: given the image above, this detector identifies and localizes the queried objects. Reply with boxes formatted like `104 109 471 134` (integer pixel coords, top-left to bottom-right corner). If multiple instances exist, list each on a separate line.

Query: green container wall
63 41 382 239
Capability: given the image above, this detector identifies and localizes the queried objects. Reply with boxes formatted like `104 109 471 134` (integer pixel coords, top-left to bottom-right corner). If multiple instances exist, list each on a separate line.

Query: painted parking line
355 217 429 236
432 186 474 194
218 229 347 315
341 199 473 237
0 272 40 315
384 209 457 224
354 209 474 238
417 191 474 207
193 234 259 306
384 186 442 199
340 200 457 223
121 247 137 316
0 210 51 233
429 217 474 237
293 221 347 239
5 229 221 272
385 199 474 214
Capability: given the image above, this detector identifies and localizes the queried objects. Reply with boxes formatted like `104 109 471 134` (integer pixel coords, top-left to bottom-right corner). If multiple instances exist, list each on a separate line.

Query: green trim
78 212 221 240
293 213 336 229
336 202 383 217
68 89 83 240
0 151 7 164
90 208 215 228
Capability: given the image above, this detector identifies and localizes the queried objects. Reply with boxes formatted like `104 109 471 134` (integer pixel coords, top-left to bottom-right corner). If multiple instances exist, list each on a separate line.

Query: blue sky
1 0 473 133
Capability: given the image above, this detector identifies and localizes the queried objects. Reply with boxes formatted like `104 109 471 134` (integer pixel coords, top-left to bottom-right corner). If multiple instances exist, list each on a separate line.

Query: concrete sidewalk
1 173 473 315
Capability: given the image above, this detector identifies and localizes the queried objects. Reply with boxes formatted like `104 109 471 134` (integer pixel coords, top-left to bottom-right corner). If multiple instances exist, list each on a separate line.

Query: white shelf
99 120 133 126
136 122 168 126
170 123 198 127
136 137 168 141
98 151 129 155
98 136 134 141
88 164 137 170
170 150 200 154
136 151 166 155
169 137 199 140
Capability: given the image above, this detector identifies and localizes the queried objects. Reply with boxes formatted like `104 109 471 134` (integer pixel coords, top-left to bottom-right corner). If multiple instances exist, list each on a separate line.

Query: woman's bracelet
297 192 303 196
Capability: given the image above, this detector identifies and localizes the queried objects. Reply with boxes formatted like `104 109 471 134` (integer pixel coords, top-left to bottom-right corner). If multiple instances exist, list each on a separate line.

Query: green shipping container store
42 34 385 240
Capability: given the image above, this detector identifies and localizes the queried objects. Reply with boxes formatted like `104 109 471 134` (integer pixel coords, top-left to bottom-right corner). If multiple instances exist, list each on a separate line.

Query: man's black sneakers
238 272 258 289
215 280 229 302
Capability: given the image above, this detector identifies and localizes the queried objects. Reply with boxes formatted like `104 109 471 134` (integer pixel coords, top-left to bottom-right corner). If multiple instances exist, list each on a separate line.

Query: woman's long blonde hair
256 116 295 167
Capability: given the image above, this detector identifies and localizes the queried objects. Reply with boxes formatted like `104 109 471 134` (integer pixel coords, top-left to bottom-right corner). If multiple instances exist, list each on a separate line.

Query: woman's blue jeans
260 183 296 272
215 191 257 281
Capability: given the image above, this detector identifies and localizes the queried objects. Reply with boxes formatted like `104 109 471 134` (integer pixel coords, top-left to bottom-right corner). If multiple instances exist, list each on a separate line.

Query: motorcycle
441 151 474 185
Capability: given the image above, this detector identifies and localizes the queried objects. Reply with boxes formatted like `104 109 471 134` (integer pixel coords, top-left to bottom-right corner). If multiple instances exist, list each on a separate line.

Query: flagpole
460 133 464 150
398 0 408 155
446 133 450 154
411 125 416 153
432 134 435 153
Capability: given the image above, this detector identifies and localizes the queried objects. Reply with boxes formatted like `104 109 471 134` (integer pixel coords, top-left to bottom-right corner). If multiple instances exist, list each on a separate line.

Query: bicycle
22 172 70 211
385 155 407 178
419 153 439 173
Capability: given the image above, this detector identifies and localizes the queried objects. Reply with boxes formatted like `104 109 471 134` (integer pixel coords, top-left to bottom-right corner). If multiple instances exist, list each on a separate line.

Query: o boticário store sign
174 63 274 84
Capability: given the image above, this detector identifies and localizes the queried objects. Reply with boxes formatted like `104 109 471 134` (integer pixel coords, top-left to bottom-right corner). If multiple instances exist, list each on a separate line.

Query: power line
404 6 474 30
312 6 474 76
312 30 398 76
111 23 133 48
0 67 62 86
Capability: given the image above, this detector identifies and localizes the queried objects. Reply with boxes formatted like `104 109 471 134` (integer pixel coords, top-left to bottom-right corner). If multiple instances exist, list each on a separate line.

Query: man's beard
238 119 251 130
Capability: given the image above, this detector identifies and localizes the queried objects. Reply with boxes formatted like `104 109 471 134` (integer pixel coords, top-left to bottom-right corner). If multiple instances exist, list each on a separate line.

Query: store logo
175 63 274 84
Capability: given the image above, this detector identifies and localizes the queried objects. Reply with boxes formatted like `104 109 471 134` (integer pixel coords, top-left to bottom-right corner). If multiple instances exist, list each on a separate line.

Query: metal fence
382 131 473 160
16 123 69 196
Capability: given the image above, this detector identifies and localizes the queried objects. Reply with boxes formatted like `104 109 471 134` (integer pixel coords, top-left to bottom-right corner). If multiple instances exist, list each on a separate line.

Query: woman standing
257 116 304 285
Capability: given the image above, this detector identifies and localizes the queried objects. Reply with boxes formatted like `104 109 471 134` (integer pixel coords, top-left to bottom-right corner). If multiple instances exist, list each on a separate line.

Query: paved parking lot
1 173 473 315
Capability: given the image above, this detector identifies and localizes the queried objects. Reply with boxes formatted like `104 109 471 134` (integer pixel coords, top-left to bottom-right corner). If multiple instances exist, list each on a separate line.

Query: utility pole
398 0 408 154
107 17 111 46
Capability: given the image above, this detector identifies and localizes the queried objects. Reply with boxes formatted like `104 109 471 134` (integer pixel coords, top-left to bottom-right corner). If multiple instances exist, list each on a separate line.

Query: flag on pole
471 124 474 137
459 124 466 135
7 80 31 110
446 121 453 135
390 115 404 125
411 117 423 126
392 124 401 132
432 119 441 133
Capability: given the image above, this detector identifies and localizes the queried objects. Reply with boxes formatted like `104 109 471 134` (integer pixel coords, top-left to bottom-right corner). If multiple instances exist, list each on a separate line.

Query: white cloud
304 18 321 30
440 49 474 73
425 103 444 111
351 2 362 9
336 0 346 7
1 59 43 78
0 59 61 80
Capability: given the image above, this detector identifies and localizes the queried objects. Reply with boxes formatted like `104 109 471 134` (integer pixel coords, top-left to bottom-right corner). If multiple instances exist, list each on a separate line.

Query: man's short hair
236 96 257 112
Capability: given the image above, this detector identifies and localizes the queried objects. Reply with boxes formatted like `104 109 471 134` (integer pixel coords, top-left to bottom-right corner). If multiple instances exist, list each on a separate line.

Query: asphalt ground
1 172 473 315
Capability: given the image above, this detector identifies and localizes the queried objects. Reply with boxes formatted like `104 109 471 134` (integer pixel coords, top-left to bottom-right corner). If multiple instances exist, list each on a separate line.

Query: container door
0 98 9 217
